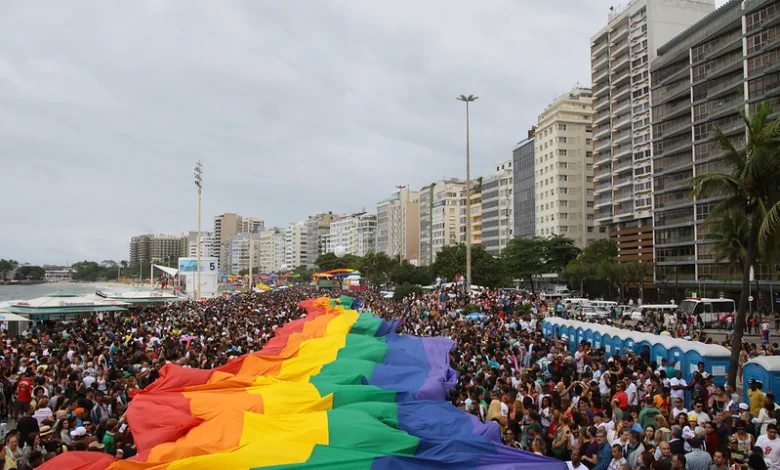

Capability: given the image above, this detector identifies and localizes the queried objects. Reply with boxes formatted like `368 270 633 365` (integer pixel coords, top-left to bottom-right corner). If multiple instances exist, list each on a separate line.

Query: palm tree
709 209 751 270
691 103 780 388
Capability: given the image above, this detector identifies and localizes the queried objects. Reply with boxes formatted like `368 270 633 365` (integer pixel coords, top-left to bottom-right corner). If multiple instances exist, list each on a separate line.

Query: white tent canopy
153 265 178 276
0 310 33 322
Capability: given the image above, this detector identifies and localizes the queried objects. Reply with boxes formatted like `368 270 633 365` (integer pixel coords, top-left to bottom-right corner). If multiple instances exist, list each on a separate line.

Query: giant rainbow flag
44 297 565 470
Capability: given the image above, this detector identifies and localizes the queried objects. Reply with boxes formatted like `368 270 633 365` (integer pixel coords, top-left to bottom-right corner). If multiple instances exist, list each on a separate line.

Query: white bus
677 297 736 328
590 300 618 310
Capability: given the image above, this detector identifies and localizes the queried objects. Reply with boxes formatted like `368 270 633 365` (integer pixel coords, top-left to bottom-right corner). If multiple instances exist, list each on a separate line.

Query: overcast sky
0 1 729 265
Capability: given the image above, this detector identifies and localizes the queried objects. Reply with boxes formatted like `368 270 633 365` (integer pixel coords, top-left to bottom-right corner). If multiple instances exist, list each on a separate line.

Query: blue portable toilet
651 342 669 367
584 328 594 346
743 357 780 398
610 335 623 357
567 326 577 351
602 334 612 355
542 321 551 337
639 340 653 362
683 347 704 382
593 331 602 349
624 336 637 355
669 346 685 371
553 323 563 339
576 327 585 345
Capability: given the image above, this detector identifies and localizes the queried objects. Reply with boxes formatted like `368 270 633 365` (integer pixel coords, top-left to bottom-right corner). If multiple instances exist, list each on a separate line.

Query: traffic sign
749 295 754 302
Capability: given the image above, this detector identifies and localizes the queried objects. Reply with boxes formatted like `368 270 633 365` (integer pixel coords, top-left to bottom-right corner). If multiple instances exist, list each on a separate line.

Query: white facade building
226 232 262 275
274 229 286 271
241 218 265 234
419 179 465 266
481 164 514 255
187 231 220 259
327 213 377 257
376 185 420 263
534 87 603 248
284 221 308 269
590 0 714 258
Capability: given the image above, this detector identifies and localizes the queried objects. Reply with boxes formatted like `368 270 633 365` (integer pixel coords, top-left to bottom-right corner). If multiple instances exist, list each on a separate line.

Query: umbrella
466 312 488 321
180 335 197 342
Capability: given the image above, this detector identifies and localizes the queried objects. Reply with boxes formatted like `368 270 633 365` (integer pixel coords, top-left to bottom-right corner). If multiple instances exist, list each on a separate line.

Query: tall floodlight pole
457 94 478 291
194 161 203 299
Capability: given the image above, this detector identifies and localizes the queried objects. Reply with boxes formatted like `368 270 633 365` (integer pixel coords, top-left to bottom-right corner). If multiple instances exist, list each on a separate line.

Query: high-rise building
376 185 420 263
226 232 262 275
650 0 780 288
187 231 220 259
459 180 483 246
481 161 514 255
418 179 465 266
534 87 604 248
284 221 308 269
241 218 265 234
257 229 278 273
513 129 537 240
129 234 187 267
327 213 377 257
213 213 243 272
591 0 715 261
304 212 340 268
274 229 286 271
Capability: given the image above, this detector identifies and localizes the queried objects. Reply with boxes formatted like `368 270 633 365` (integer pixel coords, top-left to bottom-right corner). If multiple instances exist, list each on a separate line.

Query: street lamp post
194 161 203 299
457 94 478 291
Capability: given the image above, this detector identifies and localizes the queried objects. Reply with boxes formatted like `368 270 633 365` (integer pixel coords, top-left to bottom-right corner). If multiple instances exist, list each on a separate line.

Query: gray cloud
0 1 728 265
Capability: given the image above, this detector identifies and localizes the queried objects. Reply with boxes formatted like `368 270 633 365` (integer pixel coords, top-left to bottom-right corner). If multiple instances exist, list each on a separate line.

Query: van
628 304 678 322
590 300 618 309
677 297 736 327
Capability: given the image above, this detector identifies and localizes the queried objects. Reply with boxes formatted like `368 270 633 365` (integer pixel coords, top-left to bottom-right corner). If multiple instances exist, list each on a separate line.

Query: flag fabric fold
43 296 566 470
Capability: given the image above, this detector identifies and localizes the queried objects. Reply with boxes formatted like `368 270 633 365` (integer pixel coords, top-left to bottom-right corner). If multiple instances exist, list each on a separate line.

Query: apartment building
376 186 420 263
418 179 465 266
591 0 715 261
274 229 286 271
226 232 262 275
241 218 264 234
459 179 482 247
129 234 187 267
534 87 603 248
327 212 377 257
481 161 514 255
304 212 340 268
512 130 536 240
284 221 308 269
187 231 220 259
650 0 780 287
257 229 278 273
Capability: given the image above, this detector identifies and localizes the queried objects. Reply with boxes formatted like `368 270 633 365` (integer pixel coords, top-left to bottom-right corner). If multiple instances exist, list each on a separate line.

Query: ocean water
0 283 99 302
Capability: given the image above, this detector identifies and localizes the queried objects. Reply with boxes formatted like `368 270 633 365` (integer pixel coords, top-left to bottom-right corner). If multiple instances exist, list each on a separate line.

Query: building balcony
614 205 635 216
707 52 744 81
594 82 611 99
592 41 609 58
593 67 609 84
595 194 613 207
593 53 609 71
612 85 631 102
595 150 612 166
611 55 631 74
594 125 612 140
612 40 629 58
595 167 613 181
654 80 691 104
707 75 744 101
613 144 632 159
613 69 631 88
594 109 611 125
612 113 632 131
655 138 692 158
595 182 613 194
612 130 631 146
654 119 691 140
705 34 743 62
614 189 634 202
614 176 633 188
611 25 630 43
595 210 614 221
595 137 612 152
595 96 611 112
653 99 691 123
612 99 631 115
613 158 632 172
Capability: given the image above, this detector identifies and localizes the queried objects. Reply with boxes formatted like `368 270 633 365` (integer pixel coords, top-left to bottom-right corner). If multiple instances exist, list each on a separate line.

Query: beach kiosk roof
97 288 183 305
5 292 129 320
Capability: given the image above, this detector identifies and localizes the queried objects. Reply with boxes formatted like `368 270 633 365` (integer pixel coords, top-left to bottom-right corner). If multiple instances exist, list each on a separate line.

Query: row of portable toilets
541 318 780 401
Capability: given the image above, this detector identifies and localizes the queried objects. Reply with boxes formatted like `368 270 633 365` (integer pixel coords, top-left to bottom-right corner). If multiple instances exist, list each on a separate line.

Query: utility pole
457 94 478 291
194 161 203 299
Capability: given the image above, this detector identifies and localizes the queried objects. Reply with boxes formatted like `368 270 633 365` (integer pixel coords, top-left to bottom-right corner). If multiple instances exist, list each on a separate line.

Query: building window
560 200 568 207
559 162 569 169
559 137 567 143
587 201 594 208
558 149 568 156
559 124 567 131
559 175 569 182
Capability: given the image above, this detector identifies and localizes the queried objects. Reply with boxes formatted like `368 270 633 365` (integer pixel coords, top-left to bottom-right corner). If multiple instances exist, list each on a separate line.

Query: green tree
562 257 589 294
315 253 362 271
358 252 396 289
14 265 46 281
389 261 433 286
432 244 506 288
543 235 581 273
690 102 780 388
563 239 618 295
502 238 545 292
625 261 654 303
0 259 19 280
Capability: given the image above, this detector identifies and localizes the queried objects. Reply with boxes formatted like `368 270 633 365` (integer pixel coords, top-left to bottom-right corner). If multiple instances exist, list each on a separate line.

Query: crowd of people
0 284 775 470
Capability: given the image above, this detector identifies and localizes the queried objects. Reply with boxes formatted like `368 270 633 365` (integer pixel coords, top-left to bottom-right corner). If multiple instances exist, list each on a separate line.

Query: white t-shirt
756 435 780 470
567 462 588 470
670 377 687 400
575 351 585 371
83 376 96 389
671 407 688 419
626 383 639 406
688 410 710 424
